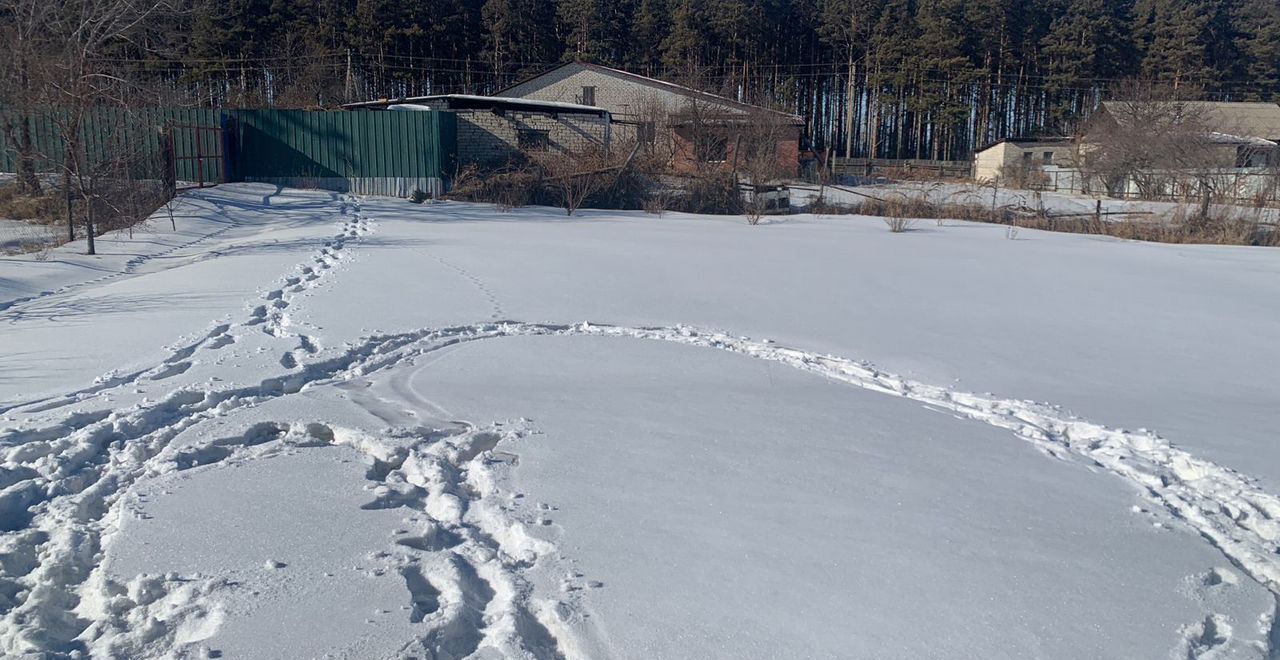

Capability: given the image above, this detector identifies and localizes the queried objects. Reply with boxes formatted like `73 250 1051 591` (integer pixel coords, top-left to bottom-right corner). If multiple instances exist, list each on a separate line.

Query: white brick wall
394 101 610 167
456 110 610 167
502 64 774 156
502 64 748 122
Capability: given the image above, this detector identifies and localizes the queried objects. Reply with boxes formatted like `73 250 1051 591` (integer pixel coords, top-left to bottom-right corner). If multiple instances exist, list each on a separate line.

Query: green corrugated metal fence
0 108 222 182
227 109 456 181
1 108 457 195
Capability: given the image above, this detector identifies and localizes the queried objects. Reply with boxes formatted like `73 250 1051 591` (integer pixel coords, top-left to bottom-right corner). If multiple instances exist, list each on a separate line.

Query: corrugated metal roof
496 62 805 124
1100 101 1280 140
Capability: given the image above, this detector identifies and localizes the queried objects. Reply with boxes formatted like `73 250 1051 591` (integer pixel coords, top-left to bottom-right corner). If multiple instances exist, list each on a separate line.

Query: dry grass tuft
0 183 61 222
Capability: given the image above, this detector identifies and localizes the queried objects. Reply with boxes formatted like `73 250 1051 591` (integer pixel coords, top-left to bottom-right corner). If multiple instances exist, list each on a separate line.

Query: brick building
344 94 612 168
498 62 803 178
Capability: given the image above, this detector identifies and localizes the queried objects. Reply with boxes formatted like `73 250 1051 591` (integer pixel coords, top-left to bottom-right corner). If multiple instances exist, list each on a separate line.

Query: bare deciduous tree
533 143 641 216
5 0 179 254
1077 81 1255 219
0 0 55 195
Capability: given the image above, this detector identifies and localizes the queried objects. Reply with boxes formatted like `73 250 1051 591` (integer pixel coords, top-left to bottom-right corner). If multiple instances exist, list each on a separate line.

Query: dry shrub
1009 205 1279 246
591 158 657 211
446 162 541 211
817 189 1279 246
643 187 678 216
0 183 61 221
532 146 656 215
532 148 614 216
447 148 656 215
840 194 1017 226
85 179 172 236
807 196 850 216
998 163 1051 190
670 172 742 215
884 215 914 232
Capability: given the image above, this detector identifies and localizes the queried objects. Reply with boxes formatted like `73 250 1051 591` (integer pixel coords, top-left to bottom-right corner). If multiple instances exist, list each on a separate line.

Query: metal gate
167 122 228 189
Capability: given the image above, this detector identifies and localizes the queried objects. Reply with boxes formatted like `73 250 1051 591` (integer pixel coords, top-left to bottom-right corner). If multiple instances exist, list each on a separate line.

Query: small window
581 86 596 106
1022 152 1033 162
1043 151 1054 162
696 133 728 163
518 128 550 151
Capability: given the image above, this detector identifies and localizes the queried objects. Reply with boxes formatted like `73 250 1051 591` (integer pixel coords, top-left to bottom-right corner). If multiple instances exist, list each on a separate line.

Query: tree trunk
844 52 855 159
86 194 96 256
85 163 95 255
17 116 42 195
64 161 73 242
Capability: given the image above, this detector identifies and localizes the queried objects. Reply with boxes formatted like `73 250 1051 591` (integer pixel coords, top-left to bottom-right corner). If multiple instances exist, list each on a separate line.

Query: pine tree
630 0 670 73
1135 0 1211 88
912 0 977 159
105 0 1280 154
660 0 706 76
482 0 558 82
1041 0 1135 127
557 0 634 63
1234 0 1280 100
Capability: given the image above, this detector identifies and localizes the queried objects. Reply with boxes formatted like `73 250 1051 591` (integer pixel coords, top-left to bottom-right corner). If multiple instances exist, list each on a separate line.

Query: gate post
221 114 236 183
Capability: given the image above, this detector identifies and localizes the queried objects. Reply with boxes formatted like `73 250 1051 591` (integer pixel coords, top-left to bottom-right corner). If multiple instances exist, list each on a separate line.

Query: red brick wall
670 125 801 178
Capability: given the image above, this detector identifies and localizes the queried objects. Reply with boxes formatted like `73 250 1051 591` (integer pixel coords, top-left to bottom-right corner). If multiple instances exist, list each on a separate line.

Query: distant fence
0 108 458 197
1023 166 1280 206
833 157 972 181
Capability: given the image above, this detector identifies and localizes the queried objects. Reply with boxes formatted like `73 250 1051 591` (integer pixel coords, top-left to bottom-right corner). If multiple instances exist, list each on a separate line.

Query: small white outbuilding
973 138 1076 184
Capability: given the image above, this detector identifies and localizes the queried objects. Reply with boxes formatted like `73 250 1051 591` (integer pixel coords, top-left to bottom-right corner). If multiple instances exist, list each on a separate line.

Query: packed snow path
1 184 1279 658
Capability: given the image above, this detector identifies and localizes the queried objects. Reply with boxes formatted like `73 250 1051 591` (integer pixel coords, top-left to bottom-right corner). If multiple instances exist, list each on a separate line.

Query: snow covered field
1 183 1279 658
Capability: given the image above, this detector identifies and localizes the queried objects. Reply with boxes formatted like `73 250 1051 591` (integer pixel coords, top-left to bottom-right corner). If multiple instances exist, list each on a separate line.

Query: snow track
0 201 245 319
5 315 1280 655
3 190 1280 655
0 197 370 416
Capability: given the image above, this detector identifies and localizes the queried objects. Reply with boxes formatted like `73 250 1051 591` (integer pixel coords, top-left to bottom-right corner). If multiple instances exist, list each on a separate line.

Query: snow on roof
344 94 609 116
1204 131 1278 147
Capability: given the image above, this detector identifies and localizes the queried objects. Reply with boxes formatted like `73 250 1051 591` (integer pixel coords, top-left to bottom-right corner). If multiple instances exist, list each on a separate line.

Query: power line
89 52 1280 93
